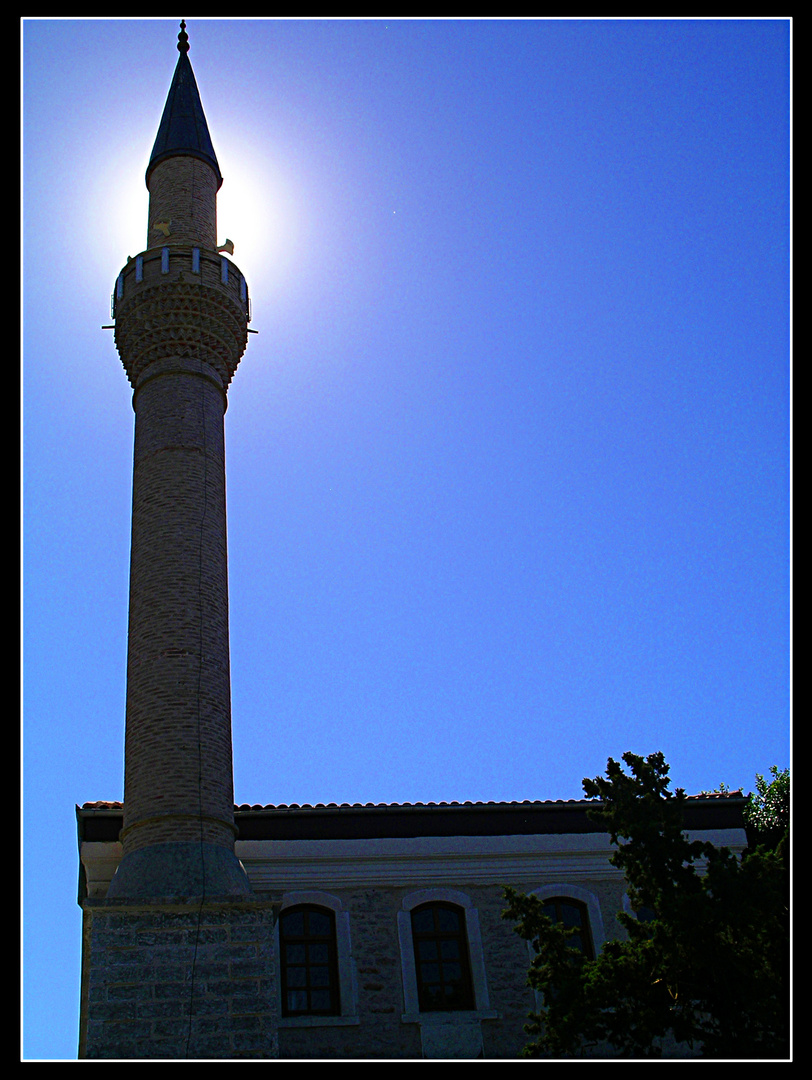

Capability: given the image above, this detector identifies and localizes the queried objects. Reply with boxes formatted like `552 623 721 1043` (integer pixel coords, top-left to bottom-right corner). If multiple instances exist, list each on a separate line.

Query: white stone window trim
621 891 645 919
523 883 605 1012
397 887 497 1024
277 889 360 1028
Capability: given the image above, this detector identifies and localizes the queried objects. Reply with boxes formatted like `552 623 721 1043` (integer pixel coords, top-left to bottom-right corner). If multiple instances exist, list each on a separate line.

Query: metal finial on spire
177 20 189 53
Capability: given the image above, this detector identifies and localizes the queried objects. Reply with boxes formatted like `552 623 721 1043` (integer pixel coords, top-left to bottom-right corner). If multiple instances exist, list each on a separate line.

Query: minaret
107 20 250 899
78 25 277 1059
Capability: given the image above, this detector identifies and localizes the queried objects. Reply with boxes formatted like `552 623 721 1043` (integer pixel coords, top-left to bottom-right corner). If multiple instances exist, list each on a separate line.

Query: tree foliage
503 752 789 1058
744 764 789 853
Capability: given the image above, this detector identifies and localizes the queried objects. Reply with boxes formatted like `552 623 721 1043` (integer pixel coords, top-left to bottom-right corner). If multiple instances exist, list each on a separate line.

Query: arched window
621 892 656 926
541 896 594 959
410 902 475 1012
398 887 494 1025
279 904 341 1017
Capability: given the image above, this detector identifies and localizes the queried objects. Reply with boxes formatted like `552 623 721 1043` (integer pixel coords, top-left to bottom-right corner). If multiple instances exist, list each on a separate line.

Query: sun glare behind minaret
215 138 300 288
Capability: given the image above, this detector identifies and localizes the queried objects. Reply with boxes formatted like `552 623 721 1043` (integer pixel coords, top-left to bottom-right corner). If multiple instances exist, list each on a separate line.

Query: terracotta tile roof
77 792 746 845
79 791 743 813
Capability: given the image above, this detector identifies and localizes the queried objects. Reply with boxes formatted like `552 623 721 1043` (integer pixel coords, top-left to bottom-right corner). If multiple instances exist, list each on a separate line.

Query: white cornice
80 828 747 898
239 834 607 892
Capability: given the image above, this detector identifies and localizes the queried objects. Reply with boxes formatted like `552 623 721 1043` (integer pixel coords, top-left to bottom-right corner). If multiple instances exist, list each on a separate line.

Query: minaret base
79 896 279 1059
106 842 253 901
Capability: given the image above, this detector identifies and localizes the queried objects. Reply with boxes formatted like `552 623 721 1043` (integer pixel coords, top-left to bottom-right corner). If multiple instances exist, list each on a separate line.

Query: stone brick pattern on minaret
148 157 218 250
123 359 234 853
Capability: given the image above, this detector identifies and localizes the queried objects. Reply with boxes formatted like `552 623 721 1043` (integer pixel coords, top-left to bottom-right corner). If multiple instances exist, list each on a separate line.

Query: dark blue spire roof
146 21 223 190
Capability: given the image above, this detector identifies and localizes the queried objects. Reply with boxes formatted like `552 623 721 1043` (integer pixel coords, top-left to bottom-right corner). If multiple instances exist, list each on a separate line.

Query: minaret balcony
112 245 251 393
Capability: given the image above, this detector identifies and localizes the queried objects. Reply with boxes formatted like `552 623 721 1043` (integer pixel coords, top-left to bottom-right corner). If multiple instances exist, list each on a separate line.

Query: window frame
410 901 476 1012
276 891 360 1028
528 883 605 951
279 903 341 1018
397 887 495 1023
540 895 595 959
523 884 605 1013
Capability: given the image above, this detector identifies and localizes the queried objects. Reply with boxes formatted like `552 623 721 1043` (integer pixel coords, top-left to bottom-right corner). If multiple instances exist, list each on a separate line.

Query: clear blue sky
22 17 790 1060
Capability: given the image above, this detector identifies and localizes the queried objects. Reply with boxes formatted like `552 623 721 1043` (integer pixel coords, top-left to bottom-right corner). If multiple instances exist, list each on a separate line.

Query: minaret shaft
148 156 218 249
122 365 234 855
104 24 250 899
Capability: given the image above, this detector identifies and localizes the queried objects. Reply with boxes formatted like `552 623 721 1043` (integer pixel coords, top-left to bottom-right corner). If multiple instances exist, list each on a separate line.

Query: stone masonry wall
80 900 278 1059
276 880 627 1059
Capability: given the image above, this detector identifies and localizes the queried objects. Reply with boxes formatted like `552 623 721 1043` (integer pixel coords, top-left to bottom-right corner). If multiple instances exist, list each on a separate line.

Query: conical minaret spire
146 20 222 191
106 21 252 899
143 21 222 252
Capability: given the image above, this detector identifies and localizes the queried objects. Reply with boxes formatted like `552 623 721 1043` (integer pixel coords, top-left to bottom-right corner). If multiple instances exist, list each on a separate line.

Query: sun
215 137 301 294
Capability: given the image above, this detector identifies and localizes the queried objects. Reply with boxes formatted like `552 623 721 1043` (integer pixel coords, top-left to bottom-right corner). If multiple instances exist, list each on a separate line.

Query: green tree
503 752 789 1058
744 764 789 853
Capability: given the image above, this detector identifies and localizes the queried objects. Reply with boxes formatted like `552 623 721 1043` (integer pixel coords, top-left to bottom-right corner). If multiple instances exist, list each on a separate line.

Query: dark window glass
542 897 594 959
411 903 475 1011
280 905 340 1017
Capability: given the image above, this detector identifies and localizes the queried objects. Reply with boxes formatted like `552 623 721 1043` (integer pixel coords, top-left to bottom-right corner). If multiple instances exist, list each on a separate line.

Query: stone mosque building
76 24 748 1059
